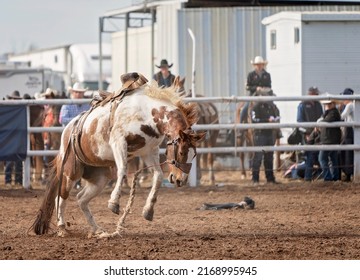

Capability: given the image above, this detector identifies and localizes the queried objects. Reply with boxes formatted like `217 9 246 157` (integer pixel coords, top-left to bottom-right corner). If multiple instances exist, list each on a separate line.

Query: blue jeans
304 151 319 180
252 132 275 182
319 150 339 181
5 161 23 184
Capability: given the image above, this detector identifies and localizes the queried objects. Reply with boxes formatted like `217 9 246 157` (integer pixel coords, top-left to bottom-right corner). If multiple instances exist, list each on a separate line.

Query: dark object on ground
198 196 255 210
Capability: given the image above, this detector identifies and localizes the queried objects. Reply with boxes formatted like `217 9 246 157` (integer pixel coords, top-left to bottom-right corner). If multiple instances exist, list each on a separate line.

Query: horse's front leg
141 150 163 221
108 139 127 215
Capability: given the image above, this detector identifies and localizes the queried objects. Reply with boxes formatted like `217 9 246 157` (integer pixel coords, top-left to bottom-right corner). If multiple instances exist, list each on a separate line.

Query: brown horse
32 75 205 236
235 102 254 179
29 105 45 182
172 77 219 185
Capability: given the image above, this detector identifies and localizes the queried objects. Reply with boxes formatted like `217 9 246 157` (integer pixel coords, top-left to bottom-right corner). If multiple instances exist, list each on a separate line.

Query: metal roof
103 0 187 16
262 11 360 24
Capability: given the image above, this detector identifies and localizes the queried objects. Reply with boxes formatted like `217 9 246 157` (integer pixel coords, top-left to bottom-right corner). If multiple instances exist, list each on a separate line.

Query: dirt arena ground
0 170 360 260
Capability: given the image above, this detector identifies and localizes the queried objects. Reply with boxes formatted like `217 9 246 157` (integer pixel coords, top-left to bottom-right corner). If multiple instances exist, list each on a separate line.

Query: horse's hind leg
207 152 215 185
78 167 111 235
239 152 246 180
55 175 78 237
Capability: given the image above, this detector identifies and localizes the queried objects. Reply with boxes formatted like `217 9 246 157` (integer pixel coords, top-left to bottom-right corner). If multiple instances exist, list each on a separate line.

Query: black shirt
246 70 272 95
153 72 176 88
319 107 342 145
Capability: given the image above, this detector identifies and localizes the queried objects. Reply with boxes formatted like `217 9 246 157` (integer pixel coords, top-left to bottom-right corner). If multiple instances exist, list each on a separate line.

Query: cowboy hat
340 88 354 96
156 59 173 68
320 93 335 104
23 93 32 100
307 86 320 95
41 88 57 98
6 90 22 100
34 92 45 100
251 56 268 65
68 82 88 93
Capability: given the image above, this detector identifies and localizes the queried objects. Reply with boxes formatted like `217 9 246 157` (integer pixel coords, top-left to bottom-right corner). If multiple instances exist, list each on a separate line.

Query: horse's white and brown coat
34 80 205 236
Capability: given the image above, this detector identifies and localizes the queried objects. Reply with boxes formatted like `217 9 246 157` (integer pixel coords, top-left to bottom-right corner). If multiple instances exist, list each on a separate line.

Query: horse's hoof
143 208 154 221
57 225 68 237
96 232 111 239
95 231 121 239
108 202 120 215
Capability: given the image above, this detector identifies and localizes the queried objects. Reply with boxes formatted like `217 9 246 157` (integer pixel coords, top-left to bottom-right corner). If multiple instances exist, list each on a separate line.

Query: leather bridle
166 137 196 174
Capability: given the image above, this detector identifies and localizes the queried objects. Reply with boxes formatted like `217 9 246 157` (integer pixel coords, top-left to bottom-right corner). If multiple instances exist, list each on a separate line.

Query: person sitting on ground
153 59 176 88
317 98 342 181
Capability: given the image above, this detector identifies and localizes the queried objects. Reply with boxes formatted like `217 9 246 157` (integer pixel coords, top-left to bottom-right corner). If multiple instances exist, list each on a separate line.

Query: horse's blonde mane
144 81 199 126
144 81 182 105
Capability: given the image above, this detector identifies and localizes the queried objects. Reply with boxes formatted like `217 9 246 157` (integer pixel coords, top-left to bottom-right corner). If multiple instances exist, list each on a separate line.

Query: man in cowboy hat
153 59 176 88
239 56 272 124
59 82 90 126
317 97 342 181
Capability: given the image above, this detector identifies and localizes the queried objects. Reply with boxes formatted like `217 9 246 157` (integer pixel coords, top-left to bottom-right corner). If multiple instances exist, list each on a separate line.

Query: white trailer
8 43 112 93
0 68 62 100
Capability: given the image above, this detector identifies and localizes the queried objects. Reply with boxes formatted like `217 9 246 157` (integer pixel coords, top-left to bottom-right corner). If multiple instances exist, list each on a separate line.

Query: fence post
23 106 31 189
189 158 197 187
354 99 360 182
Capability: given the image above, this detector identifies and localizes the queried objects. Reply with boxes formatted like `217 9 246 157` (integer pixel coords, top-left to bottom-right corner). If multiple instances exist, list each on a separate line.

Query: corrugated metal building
109 2 360 122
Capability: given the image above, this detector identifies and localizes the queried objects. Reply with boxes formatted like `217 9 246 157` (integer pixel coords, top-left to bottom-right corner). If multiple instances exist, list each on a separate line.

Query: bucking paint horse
32 72 206 236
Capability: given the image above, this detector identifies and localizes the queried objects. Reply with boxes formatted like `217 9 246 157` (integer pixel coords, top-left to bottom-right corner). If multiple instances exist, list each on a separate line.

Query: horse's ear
178 129 186 140
173 76 180 85
191 131 207 143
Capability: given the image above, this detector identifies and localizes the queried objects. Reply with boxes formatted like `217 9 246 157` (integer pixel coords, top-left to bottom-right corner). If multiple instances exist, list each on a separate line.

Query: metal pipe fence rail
1 94 360 188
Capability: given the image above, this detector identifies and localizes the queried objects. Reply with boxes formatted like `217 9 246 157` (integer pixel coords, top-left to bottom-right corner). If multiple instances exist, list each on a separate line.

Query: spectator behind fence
59 83 90 126
340 88 354 181
318 98 342 181
4 91 23 188
251 92 280 185
297 86 323 181
153 59 176 88
240 56 272 124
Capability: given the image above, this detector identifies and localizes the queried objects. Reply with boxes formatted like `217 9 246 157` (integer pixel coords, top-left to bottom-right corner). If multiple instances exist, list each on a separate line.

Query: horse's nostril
169 174 175 183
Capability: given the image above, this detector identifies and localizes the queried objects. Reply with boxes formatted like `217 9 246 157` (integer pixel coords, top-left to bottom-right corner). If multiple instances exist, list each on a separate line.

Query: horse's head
166 129 206 187
172 76 187 97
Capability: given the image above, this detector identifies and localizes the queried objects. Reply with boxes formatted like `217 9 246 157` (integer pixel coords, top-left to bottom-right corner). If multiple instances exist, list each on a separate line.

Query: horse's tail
32 157 60 235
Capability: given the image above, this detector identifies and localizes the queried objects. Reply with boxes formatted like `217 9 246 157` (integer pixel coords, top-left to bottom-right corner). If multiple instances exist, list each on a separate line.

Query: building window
294 27 300 44
270 30 276 50
54 55 58 63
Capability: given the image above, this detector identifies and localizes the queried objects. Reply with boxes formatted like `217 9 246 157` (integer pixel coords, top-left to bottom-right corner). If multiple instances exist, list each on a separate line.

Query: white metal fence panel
1 95 360 188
